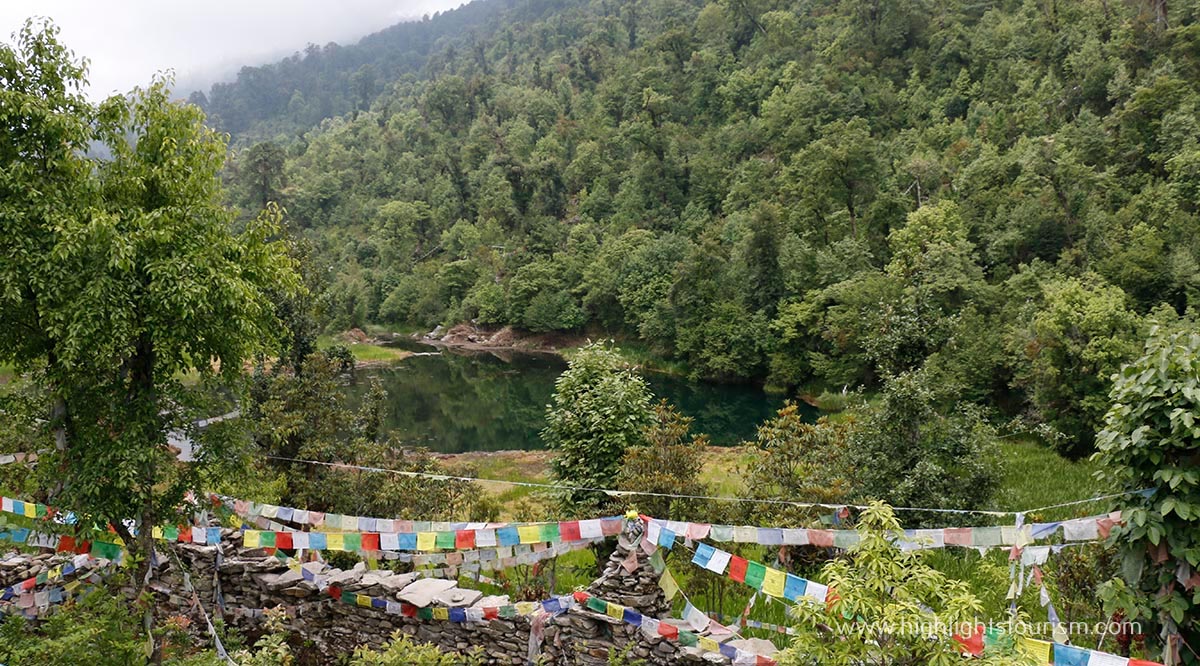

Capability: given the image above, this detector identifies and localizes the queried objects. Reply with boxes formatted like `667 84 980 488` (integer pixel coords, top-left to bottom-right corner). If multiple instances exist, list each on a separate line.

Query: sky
0 0 468 99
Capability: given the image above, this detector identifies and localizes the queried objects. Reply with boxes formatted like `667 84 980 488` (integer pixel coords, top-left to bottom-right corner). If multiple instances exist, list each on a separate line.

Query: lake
345 342 813 453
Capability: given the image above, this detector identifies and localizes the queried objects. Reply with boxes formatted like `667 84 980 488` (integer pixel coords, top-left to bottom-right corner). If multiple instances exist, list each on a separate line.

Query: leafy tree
847 371 1001 523
1014 275 1143 457
617 400 710 521
0 24 299 660
239 141 287 210
778 502 1034 666
1094 328 1200 662
542 342 653 512
740 404 853 527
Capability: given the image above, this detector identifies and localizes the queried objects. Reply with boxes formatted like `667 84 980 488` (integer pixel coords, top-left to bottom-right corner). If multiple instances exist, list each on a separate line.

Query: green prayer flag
649 550 666 574
417 607 434 620
163 526 178 541
260 531 276 548
586 596 608 613
340 590 355 604
984 626 1013 653
745 561 766 590
499 605 517 619
435 531 455 549
678 630 698 647
539 522 559 543
343 533 362 552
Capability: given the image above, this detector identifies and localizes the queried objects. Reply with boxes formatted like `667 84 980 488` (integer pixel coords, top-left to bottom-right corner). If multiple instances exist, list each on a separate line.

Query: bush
543 342 653 513
351 631 481 665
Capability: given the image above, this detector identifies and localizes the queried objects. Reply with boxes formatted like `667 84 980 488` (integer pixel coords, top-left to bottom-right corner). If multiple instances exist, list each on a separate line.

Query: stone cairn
0 520 778 665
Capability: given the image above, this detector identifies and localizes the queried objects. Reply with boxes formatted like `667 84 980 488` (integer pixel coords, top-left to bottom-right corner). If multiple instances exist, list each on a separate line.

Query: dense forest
212 0 1200 459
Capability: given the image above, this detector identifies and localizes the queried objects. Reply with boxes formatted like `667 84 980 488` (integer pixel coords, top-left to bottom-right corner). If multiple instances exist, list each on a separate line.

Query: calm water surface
345 342 813 453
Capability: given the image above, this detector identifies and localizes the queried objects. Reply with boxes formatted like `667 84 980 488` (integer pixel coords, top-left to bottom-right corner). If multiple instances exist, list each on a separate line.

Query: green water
347 343 812 453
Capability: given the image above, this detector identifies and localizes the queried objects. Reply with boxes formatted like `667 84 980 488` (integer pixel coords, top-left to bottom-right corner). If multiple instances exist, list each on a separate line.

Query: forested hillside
219 0 1200 457
197 0 543 138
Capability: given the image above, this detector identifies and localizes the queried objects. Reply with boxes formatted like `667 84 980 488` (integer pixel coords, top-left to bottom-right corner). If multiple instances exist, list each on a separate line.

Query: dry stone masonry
0 521 779 664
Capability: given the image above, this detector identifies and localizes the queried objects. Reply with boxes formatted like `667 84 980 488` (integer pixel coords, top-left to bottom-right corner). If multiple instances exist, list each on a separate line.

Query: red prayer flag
56 536 76 553
657 622 679 640
1129 661 1164 666
455 530 475 550
483 607 499 620
275 532 294 550
75 540 91 555
951 625 984 656
327 585 342 600
361 533 380 551
944 528 972 546
21 578 36 591
808 530 834 548
178 526 192 543
756 657 777 666
559 521 581 542
573 591 590 604
402 603 417 617
728 556 748 583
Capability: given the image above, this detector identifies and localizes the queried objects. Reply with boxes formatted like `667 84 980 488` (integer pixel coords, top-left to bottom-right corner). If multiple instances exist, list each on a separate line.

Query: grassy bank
438 435 1102 523
316 334 413 364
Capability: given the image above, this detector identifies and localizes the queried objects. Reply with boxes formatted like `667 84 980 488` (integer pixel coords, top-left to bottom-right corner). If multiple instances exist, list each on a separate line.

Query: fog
0 0 469 99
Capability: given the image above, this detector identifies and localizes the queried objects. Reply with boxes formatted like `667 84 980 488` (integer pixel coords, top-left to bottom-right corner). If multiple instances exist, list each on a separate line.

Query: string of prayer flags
569 590 777 666
643 512 1122 552
685 541 828 606
240 528 605 556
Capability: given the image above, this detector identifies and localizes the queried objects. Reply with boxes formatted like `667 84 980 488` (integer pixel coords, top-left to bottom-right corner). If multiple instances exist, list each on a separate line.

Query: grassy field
442 435 1103 521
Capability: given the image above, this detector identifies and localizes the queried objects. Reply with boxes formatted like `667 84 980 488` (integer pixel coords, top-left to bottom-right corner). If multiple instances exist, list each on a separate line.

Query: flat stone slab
397 578 458 607
472 595 510 608
727 638 777 657
433 587 482 607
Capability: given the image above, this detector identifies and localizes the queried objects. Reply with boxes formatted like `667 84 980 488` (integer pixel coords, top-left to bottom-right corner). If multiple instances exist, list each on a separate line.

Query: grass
994 435 1105 519
316 334 413 364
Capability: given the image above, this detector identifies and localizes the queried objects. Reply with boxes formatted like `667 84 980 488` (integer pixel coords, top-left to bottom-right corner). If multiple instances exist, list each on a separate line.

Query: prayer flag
784 574 807 601
745 561 766 590
518 525 541 544
728 556 748 583
560 521 581 542
762 567 786 598
705 549 732 575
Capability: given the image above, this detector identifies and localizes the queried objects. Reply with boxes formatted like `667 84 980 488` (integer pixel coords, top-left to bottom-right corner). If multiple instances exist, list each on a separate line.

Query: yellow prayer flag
152 526 164 540
659 570 679 601
355 594 372 608
23 503 36 518
517 525 541 544
699 637 719 653
606 602 624 620
515 602 537 616
243 531 261 548
762 567 786 598
1018 637 1051 663
327 533 345 551
432 607 450 620
417 532 437 551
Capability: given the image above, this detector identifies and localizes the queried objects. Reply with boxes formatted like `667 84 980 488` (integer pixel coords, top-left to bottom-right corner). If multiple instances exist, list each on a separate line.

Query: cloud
0 0 467 99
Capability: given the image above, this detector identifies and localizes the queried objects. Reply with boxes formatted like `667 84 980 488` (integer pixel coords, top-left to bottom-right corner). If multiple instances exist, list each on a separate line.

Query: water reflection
344 344 813 453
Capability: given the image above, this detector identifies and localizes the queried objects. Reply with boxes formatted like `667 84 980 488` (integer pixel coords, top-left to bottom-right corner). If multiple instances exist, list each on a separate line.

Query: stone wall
1 524 778 665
